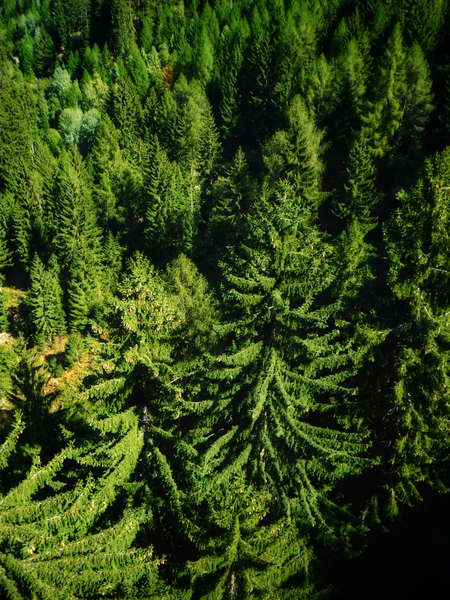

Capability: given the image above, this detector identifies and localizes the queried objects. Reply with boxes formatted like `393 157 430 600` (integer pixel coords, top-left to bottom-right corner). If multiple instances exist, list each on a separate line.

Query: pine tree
27 254 66 344
0 222 11 333
142 137 190 260
330 36 368 149
0 285 7 333
0 78 34 195
111 0 136 55
438 57 450 146
0 344 14 399
241 31 274 141
406 0 448 56
7 351 55 432
188 183 369 535
197 102 221 188
86 253 199 553
111 75 143 158
0 223 12 273
102 230 124 290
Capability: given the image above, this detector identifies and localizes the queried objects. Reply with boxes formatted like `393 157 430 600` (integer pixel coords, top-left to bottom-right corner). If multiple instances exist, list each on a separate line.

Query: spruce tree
242 31 274 141
32 27 55 79
142 137 190 260
0 224 12 274
55 148 104 328
0 410 171 599
208 147 253 253
263 95 325 214
330 36 368 149
334 135 378 235
27 255 66 344
361 23 407 158
0 283 7 333
188 472 316 599
396 43 434 161
219 36 243 140
359 148 450 517
189 183 369 535
111 0 136 55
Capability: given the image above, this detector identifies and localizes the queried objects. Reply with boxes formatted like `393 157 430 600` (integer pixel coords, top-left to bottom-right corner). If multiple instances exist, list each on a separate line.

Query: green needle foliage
0 410 172 600
188 474 319 599
27 255 66 344
190 182 369 538
1 1 450 596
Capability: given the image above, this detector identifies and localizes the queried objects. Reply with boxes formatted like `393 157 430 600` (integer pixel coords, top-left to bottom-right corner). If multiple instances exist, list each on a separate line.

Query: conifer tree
33 27 54 78
0 78 34 194
334 135 378 234
0 344 14 399
406 0 448 56
0 287 7 333
143 137 190 260
361 24 407 158
189 183 369 535
396 43 434 160
263 96 325 214
111 0 136 55
111 75 142 158
0 410 171 599
27 254 66 344
7 351 55 432
209 147 253 252
55 148 104 327
330 36 368 149
438 57 450 146
359 148 450 517
0 209 11 333
198 102 221 188
219 36 243 140
86 253 199 553
102 230 124 290
0 224 12 274
188 472 317 599
13 176 48 271
242 31 274 141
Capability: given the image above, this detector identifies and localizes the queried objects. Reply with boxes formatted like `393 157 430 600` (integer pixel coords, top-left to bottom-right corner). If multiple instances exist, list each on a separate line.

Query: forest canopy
1 0 450 598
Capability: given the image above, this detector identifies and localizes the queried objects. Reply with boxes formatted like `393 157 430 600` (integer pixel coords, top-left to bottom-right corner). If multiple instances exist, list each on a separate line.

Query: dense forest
1 0 450 598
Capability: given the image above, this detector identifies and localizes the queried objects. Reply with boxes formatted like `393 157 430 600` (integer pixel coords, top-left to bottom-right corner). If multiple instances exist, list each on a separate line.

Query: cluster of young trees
1 0 450 598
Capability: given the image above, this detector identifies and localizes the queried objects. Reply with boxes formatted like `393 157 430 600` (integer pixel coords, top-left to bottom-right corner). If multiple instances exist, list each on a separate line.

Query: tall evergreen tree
27 254 66 344
395 42 434 161
55 149 104 329
111 0 136 55
0 410 171 599
188 473 317 599
208 147 253 252
358 147 450 517
143 137 191 260
334 135 378 234
188 183 369 537
219 36 243 140
263 95 325 214
361 23 407 158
